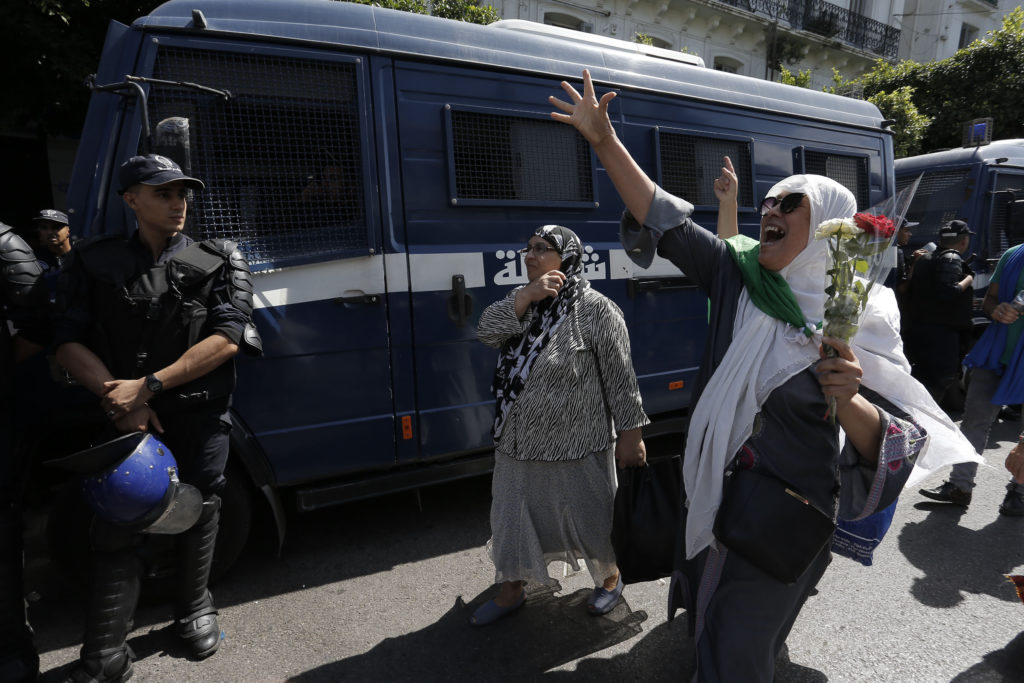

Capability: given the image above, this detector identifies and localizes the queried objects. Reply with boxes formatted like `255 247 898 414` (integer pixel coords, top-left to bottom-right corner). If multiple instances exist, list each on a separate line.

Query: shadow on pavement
290 582 652 682
950 630 1024 682
898 503 1024 608
29 475 496 656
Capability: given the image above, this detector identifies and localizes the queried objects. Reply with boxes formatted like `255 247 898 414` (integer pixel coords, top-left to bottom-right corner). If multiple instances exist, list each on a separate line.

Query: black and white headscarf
491 225 587 438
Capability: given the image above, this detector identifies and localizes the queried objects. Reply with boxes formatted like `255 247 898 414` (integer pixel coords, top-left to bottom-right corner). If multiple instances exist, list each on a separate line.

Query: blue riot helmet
49 432 203 534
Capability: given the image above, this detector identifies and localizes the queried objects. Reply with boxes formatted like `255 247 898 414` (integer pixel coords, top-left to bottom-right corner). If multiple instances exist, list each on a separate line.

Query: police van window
897 168 971 246
990 173 1024 256
448 109 594 205
657 131 753 207
804 151 869 208
148 46 368 270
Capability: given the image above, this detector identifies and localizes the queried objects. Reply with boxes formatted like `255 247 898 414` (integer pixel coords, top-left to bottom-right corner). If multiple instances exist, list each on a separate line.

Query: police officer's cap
939 219 975 239
118 154 205 195
32 209 68 226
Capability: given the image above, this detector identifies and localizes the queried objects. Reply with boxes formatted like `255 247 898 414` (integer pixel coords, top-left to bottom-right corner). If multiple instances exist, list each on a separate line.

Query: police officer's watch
145 373 164 395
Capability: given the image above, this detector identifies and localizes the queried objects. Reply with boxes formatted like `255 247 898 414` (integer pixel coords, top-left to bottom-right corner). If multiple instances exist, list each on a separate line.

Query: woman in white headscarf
550 70 979 681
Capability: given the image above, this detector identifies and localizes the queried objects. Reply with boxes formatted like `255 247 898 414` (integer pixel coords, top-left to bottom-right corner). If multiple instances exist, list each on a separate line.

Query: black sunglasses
759 192 806 216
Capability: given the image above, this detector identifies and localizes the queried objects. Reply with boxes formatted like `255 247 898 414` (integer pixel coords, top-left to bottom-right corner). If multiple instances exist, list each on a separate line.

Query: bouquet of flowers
814 177 921 422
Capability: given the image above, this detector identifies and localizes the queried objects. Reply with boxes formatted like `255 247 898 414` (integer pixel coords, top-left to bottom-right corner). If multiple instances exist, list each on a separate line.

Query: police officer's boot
67 548 140 683
174 494 221 659
0 506 39 683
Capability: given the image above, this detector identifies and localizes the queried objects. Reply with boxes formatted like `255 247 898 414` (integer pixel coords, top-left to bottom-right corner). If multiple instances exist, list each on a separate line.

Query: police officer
33 209 74 269
902 219 975 404
0 223 46 683
53 154 261 682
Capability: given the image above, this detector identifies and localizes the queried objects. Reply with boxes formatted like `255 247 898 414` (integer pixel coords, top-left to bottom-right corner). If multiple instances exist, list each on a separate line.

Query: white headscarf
682 175 980 559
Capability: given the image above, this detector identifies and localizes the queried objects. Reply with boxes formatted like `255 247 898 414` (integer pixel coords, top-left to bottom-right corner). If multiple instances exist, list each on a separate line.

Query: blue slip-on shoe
587 575 624 616
469 592 526 627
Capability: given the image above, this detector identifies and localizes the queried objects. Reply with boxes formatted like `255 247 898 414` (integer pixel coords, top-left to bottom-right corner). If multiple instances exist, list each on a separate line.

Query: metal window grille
450 110 593 203
991 175 1024 257
149 46 367 269
804 151 868 207
897 169 970 234
658 132 753 207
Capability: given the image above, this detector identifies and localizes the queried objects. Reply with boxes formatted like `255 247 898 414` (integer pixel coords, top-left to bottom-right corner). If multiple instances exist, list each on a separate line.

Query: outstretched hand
549 69 617 147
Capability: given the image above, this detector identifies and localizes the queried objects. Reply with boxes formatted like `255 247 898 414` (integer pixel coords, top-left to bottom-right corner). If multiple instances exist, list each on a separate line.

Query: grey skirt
487 447 619 587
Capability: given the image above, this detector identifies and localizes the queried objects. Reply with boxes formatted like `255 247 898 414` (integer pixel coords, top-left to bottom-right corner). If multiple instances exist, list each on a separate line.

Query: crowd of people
2 68 1023 682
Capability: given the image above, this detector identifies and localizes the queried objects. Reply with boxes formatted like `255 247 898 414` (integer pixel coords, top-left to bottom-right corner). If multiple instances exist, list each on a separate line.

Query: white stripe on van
251 249 682 309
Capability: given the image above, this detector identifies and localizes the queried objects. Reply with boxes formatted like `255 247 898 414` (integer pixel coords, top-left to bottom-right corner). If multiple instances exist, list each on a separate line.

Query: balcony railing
714 0 901 60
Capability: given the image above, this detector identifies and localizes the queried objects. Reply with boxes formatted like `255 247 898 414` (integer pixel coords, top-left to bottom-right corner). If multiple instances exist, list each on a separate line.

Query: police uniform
53 155 261 682
902 223 975 402
0 223 46 683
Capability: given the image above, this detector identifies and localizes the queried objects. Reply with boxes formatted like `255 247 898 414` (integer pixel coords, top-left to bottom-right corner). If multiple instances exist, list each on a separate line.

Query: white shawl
682 175 981 559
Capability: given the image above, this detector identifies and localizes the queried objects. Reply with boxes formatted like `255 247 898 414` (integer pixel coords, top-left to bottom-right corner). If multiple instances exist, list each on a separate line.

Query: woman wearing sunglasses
548 70 973 680
471 224 649 626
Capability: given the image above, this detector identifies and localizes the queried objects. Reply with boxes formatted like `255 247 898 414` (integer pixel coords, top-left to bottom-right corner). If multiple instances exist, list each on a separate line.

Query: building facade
489 0 1015 90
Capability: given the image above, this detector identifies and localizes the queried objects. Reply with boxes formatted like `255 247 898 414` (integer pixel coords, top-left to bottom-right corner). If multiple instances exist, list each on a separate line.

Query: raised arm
713 155 739 239
549 69 656 225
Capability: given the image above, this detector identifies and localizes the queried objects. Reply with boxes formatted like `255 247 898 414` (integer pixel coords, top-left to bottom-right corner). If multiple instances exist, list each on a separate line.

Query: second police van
58 0 897 575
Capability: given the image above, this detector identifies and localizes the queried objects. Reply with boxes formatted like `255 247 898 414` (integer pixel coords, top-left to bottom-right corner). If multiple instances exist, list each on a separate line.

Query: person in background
54 154 262 682
0 222 46 683
901 219 975 404
883 216 920 298
472 224 648 626
920 238 1024 515
549 69 975 681
33 209 74 272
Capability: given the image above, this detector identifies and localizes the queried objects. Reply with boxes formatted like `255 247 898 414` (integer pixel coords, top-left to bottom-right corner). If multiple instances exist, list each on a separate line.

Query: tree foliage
778 66 812 89
855 7 1024 153
0 0 499 139
0 1 164 137
866 87 931 158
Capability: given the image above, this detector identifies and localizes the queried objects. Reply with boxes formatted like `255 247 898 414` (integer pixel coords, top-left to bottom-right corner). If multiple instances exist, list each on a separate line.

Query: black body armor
75 236 260 412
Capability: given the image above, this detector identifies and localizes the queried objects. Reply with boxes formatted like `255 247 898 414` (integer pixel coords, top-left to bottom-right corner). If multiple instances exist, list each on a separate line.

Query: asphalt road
27 416 1024 682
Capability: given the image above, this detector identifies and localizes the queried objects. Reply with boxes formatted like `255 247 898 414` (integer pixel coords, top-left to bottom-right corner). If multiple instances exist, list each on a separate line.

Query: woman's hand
992 301 1020 325
549 69 617 148
816 336 863 413
614 429 646 469
518 270 566 303
1007 442 1024 484
713 156 738 205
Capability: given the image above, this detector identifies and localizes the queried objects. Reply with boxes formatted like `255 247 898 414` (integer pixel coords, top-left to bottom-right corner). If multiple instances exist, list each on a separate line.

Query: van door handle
333 293 381 306
447 274 472 328
627 276 696 297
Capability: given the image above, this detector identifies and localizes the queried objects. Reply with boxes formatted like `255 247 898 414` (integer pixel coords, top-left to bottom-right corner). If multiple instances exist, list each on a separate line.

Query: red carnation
853 212 895 239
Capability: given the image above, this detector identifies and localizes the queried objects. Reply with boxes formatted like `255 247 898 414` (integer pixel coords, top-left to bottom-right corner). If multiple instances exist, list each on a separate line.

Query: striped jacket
478 285 649 461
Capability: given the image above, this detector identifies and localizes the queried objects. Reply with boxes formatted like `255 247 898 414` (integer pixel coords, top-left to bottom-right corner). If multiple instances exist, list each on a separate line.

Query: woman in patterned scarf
472 224 649 626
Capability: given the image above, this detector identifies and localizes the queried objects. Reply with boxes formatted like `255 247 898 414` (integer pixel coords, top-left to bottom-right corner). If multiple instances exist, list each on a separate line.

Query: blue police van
58 0 896 576
895 139 1024 293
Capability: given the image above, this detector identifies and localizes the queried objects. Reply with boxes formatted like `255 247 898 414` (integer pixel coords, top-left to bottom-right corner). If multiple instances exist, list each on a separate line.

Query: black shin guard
71 545 140 683
174 494 221 659
0 507 38 683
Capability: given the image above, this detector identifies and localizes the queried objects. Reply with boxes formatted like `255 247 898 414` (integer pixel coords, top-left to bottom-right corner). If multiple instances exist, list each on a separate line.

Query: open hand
549 69 617 147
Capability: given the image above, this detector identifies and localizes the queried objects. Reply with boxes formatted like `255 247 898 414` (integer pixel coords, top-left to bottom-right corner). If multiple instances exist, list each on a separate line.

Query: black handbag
611 455 683 585
713 467 835 585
